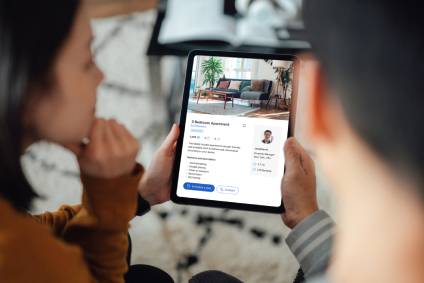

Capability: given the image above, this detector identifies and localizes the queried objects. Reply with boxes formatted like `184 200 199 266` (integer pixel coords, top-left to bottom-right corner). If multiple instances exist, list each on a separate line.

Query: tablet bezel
171 50 298 214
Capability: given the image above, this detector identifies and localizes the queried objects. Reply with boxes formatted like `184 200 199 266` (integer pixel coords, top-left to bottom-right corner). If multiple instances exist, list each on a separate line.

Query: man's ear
301 54 336 144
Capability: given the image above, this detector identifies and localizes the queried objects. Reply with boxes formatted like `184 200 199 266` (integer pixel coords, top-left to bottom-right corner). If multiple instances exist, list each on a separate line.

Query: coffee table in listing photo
196 89 234 109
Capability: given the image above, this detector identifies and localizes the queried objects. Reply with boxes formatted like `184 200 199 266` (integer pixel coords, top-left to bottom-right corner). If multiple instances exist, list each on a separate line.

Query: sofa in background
209 78 273 104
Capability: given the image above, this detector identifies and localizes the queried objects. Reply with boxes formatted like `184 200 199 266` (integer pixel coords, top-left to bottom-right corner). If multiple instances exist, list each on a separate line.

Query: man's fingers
284 137 302 167
161 124 180 153
284 138 315 177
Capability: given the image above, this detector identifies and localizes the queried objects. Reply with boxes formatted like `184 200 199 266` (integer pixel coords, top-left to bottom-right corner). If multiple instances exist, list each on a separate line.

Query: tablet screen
175 53 295 210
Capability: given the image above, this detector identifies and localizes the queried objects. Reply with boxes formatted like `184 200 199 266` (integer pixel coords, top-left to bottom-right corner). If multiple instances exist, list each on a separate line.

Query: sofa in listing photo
196 78 274 109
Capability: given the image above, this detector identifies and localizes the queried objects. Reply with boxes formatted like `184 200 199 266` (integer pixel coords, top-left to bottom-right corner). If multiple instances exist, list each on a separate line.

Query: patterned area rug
188 101 260 116
22 11 334 283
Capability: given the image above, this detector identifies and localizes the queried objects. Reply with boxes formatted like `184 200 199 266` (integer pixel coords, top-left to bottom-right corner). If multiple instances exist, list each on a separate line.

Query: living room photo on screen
188 55 294 120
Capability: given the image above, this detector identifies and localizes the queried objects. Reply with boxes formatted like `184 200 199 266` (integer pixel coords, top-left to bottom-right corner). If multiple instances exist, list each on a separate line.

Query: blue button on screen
183 182 215 192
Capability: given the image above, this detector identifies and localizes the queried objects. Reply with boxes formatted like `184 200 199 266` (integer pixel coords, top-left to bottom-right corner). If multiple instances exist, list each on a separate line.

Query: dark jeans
125 235 242 283
125 264 175 283
125 267 242 283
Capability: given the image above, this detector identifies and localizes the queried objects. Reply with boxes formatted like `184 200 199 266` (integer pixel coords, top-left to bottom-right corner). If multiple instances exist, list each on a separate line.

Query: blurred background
23 0 335 282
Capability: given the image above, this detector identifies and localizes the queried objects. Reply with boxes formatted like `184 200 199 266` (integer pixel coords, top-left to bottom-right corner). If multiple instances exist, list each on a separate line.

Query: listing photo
188 56 294 120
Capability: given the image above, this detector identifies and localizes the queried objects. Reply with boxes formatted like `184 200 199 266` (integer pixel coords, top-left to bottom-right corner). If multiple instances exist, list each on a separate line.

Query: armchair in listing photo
24 0 336 282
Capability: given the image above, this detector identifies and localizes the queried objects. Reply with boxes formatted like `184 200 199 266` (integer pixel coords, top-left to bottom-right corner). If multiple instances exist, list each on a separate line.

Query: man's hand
138 124 180 206
68 118 140 179
281 138 318 229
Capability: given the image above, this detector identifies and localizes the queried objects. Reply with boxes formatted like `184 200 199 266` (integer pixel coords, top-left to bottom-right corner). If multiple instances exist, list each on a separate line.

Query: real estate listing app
177 55 294 207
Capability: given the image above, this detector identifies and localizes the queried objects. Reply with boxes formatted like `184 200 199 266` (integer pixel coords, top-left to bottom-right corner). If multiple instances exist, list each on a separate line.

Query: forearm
63 164 144 283
286 210 335 278
64 226 130 283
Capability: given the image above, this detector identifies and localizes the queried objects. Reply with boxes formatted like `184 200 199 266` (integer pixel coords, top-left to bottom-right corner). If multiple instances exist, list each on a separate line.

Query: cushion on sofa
217 80 230 89
241 86 251 92
239 80 251 90
251 80 265 91
240 91 268 100
228 80 242 90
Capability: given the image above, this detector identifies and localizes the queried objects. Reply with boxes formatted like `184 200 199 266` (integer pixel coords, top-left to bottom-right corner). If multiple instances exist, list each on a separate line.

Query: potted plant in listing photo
201 57 224 89
273 61 293 110
281 62 293 108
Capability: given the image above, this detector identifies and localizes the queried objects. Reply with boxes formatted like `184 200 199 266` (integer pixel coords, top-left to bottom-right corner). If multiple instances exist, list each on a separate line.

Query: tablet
171 50 298 213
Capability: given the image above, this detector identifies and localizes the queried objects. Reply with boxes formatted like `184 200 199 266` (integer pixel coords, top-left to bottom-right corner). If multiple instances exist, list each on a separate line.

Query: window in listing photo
188 56 294 121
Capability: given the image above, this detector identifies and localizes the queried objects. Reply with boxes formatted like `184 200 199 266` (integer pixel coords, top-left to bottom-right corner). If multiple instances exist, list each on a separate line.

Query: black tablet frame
171 50 298 214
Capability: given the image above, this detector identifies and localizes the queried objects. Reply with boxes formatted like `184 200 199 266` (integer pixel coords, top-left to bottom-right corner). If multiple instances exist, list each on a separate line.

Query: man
193 0 424 282
283 1 424 282
262 130 273 144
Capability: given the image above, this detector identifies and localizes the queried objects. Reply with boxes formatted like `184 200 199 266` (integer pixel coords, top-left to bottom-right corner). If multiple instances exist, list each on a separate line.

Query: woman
0 1 308 282
0 0 179 282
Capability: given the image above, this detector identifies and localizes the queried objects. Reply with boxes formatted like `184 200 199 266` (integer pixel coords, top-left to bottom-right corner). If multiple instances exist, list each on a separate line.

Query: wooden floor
245 108 290 120
87 0 158 18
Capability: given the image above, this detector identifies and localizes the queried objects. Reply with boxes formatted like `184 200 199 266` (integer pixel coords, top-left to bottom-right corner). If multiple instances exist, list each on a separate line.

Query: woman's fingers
109 120 140 155
77 118 140 178
109 119 126 143
160 124 180 155
138 125 180 206
88 118 105 150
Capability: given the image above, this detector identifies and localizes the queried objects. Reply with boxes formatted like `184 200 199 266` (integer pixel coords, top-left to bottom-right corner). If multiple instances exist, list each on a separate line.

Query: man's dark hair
0 0 81 211
264 130 272 134
303 1 424 192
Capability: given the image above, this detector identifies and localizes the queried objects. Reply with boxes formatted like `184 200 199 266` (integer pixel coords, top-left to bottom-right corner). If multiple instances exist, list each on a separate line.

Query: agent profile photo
262 130 273 144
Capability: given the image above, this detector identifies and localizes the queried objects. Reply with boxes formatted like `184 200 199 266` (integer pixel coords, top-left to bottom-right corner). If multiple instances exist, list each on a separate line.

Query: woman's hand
69 118 140 179
138 124 180 206
281 138 318 229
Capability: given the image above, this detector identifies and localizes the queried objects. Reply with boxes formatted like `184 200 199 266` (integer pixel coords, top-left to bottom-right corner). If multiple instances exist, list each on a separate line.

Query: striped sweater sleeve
285 210 335 278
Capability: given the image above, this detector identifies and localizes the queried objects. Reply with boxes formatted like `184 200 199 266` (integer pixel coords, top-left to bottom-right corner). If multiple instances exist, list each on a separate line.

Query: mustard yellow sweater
0 164 143 283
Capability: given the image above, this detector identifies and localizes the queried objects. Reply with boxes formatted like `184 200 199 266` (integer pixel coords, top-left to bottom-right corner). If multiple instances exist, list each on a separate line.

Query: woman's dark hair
0 0 81 211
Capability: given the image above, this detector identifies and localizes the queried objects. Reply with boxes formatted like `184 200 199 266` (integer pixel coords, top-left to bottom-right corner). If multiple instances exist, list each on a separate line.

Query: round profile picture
262 130 273 144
